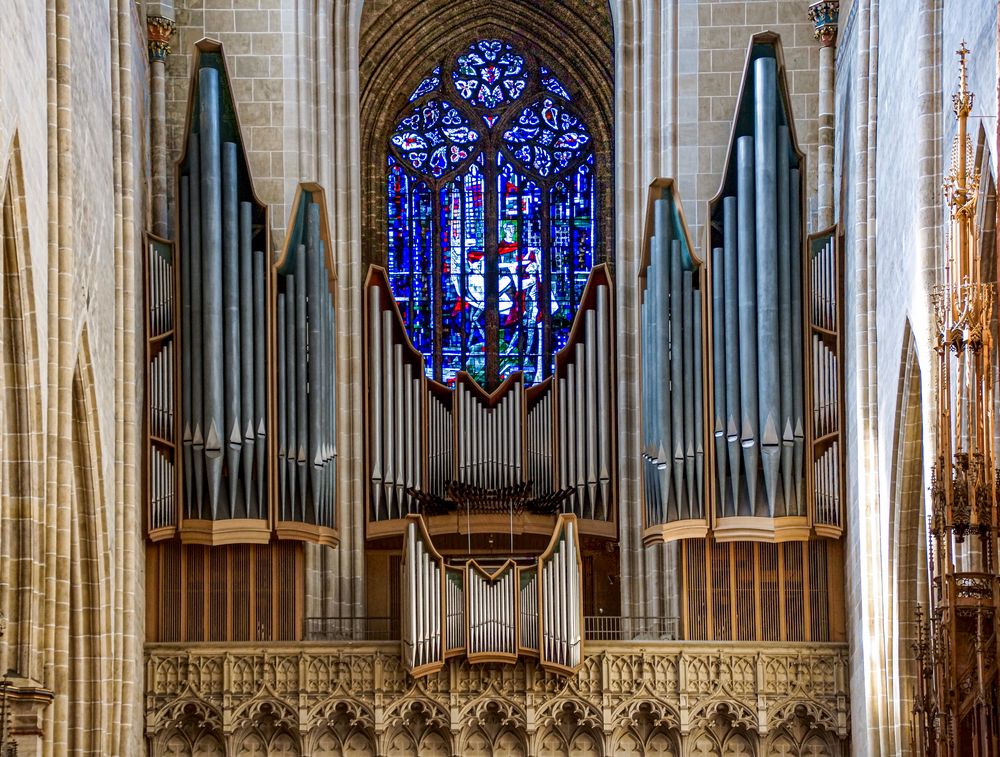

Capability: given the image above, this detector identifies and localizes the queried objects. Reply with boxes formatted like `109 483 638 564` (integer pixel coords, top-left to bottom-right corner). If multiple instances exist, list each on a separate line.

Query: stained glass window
386 39 600 387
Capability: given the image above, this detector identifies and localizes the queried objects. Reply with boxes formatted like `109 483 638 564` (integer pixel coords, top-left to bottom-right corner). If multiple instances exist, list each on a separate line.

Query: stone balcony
145 640 850 756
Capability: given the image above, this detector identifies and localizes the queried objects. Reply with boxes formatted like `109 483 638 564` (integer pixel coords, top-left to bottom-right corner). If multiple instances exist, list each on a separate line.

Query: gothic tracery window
386 39 599 387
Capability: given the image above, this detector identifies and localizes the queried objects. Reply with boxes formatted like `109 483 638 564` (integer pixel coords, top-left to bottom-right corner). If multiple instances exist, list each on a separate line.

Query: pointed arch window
386 39 599 387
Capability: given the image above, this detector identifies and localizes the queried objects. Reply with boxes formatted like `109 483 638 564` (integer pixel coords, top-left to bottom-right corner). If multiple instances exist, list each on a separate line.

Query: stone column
147 15 175 239
808 1 840 230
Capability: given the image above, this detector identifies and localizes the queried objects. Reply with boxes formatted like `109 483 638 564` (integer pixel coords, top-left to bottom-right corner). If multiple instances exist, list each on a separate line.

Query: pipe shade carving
364 265 616 539
273 185 339 544
401 514 583 677
638 179 708 541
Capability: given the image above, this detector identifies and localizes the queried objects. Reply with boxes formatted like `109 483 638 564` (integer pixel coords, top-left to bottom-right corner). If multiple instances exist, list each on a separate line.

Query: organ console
641 32 844 543
400 513 583 676
364 264 616 540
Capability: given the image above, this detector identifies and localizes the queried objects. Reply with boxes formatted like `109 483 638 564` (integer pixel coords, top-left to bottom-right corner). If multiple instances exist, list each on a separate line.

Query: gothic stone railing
145 641 850 756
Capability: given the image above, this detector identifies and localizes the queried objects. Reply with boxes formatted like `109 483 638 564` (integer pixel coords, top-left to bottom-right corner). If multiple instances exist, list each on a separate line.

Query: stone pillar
147 15 175 239
808 1 840 230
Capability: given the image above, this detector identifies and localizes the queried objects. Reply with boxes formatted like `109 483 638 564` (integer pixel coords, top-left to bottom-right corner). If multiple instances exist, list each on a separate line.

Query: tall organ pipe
369 287 383 520
790 168 805 514
682 266 695 518
776 126 794 516
199 67 224 520
596 284 611 515
736 135 759 516
711 246 727 517
669 237 684 513
221 142 242 518
722 196 741 514
238 200 255 519
253 249 266 515
187 132 205 519
307 203 322 524
654 200 672 521
286 276 299 518
753 56 780 517
180 177 194 511
277 294 287 519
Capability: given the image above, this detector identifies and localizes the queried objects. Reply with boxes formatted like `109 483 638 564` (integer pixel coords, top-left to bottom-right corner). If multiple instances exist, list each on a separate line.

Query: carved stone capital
807 1 840 48
2 677 54 757
147 15 176 63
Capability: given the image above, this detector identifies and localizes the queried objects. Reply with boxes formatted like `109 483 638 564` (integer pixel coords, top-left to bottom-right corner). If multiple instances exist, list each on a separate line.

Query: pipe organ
640 180 706 538
365 265 616 537
273 186 338 543
400 514 583 676
641 33 843 544
146 235 178 537
808 229 843 535
144 41 340 546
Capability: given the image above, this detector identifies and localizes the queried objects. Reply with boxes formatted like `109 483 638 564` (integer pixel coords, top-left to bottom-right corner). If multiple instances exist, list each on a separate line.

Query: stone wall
145 642 850 756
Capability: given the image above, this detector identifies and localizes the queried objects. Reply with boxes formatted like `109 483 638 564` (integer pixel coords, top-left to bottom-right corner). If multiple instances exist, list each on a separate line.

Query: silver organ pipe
809 228 842 532
467 564 517 659
538 517 582 670
146 231 178 535
175 52 268 526
274 192 338 532
400 514 583 676
365 265 614 525
702 42 808 528
639 186 706 529
365 273 430 521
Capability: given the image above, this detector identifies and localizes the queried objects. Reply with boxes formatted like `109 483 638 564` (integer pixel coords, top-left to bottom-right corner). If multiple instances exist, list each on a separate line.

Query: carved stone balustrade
145 641 850 755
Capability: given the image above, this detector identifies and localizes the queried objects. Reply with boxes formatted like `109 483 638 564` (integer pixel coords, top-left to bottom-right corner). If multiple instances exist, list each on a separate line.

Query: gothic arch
68 331 115 753
359 0 614 269
0 129 44 684
885 323 925 755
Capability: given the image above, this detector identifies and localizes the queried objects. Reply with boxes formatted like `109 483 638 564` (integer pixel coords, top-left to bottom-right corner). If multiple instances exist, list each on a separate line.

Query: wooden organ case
145 41 340 641
364 264 619 674
639 34 845 643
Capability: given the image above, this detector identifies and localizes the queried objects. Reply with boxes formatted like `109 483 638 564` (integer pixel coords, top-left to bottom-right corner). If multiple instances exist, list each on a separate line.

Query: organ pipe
640 34 835 543
364 265 615 532
639 181 707 536
147 44 345 547
399 514 583 676
145 234 178 537
273 186 339 540
705 35 811 538
171 45 269 539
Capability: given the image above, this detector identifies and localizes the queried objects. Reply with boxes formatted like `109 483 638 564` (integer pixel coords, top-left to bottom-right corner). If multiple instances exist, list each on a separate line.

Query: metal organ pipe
736 135 760 516
790 169 805 514
776 127 794 517
198 66 224 520
239 201 255 519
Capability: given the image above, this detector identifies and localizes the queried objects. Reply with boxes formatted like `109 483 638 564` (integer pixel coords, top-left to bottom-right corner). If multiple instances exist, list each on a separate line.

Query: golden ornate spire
914 44 1000 757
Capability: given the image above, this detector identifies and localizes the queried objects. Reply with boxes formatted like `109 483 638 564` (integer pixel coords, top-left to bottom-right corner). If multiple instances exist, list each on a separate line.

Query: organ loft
0 1 999 755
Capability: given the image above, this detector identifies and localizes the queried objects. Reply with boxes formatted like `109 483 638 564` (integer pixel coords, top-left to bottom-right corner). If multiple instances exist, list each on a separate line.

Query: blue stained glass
497 155 544 383
540 66 571 100
453 40 528 110
440 161 487 385
409 66 441 101
549 156 594 355
386 41 602 387
390 99 479 178
387 157 435 358
503 98 591 177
